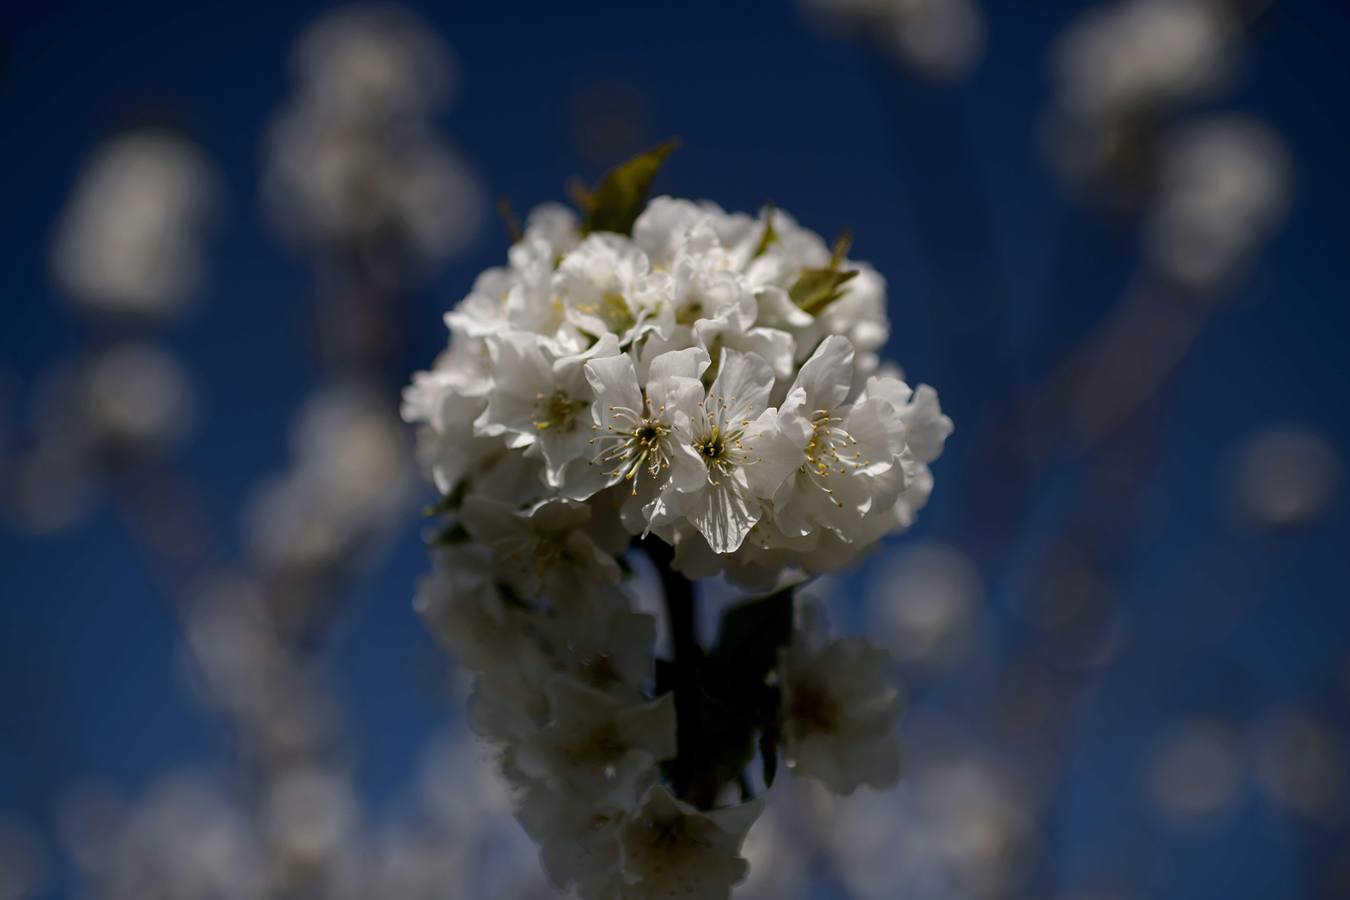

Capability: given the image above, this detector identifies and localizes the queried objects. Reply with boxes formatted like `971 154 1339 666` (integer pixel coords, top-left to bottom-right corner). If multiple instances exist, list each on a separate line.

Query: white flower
461 495 623 604
516 778 629 897
475 331 620 491
767 336 903 540
585 347 708 502
558 235 660 345
664 349 800 554
781 606 903 794
535 608 660 703
415 545 520 673
514 675 675 809
618 784 762 900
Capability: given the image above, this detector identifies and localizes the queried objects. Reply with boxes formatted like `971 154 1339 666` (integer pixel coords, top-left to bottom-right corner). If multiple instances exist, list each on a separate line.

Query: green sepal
789 231 858 315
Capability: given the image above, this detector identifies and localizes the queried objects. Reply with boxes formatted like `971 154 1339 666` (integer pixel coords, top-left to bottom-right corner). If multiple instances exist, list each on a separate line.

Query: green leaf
789 231 858 315
750 204 779 260
581 139 679 237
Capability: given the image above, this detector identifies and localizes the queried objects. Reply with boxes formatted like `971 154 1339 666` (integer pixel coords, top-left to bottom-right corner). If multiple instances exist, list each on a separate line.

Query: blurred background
1 0 1348 897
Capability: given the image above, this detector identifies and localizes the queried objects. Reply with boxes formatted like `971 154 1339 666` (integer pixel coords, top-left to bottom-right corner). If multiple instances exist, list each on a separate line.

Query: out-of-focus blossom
1053 0 1236 122
1255 712 1346 824
734 805 812 900
0 367 17 449
822 754 1034 899
50 130 219 319
263 4 485 278
245 385 413 578
800 0 985 80
1020 543 1127 672
1 344 194 534
618 784 762 900
1145 116 1292 291
1149 719 1243 824
377 728 554 899
1225 424 1341 530
1046 0 1238 189
82 343 197 458
184 578 336 761
2 442 95 536
0 813 46 900
261 766 362 890
290 3 456 125
781 605 903 794
866 541 980 667
64 772 268 900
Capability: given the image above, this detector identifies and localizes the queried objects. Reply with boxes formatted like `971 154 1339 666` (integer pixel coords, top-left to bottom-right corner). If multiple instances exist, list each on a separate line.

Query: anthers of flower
407 146 953 899
592 398 673 492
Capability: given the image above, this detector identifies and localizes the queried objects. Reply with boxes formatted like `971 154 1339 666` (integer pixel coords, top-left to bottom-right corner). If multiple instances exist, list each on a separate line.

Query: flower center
592 399 672 493
788 679 842 737
692 396 751 483
576 291 637 335
563 722 629 769
533 390 586 432
803 408 862 477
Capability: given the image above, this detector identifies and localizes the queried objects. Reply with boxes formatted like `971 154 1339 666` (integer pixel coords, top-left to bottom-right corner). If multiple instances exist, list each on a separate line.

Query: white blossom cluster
406 196 952 588
417 538 764 898
407 192 950 896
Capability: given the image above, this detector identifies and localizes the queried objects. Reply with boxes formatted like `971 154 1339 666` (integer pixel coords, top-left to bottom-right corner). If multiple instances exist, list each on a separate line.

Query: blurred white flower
1146 116 1292 291
1046 0 1239 188
64 771 267 900
83 343 197 457
246 384 413 575
866 541 980 666
50 130 218 319
1149 719 1243 824
781 605 903 794
734 805 811 899
1224 424 1341 529
822 754 1033 899
0 813 46 900
264 3 485 276
262 767 360 875
513 675 676 809
618 784 762 900
800 0 986 81
184 578 335 761
1053 0 1236 121
1254 711 1346 824
290 3 456 125
1 441 94 536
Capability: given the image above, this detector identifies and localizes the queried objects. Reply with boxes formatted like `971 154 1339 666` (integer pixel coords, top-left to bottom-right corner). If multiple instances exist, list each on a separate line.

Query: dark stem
641 537 709 805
